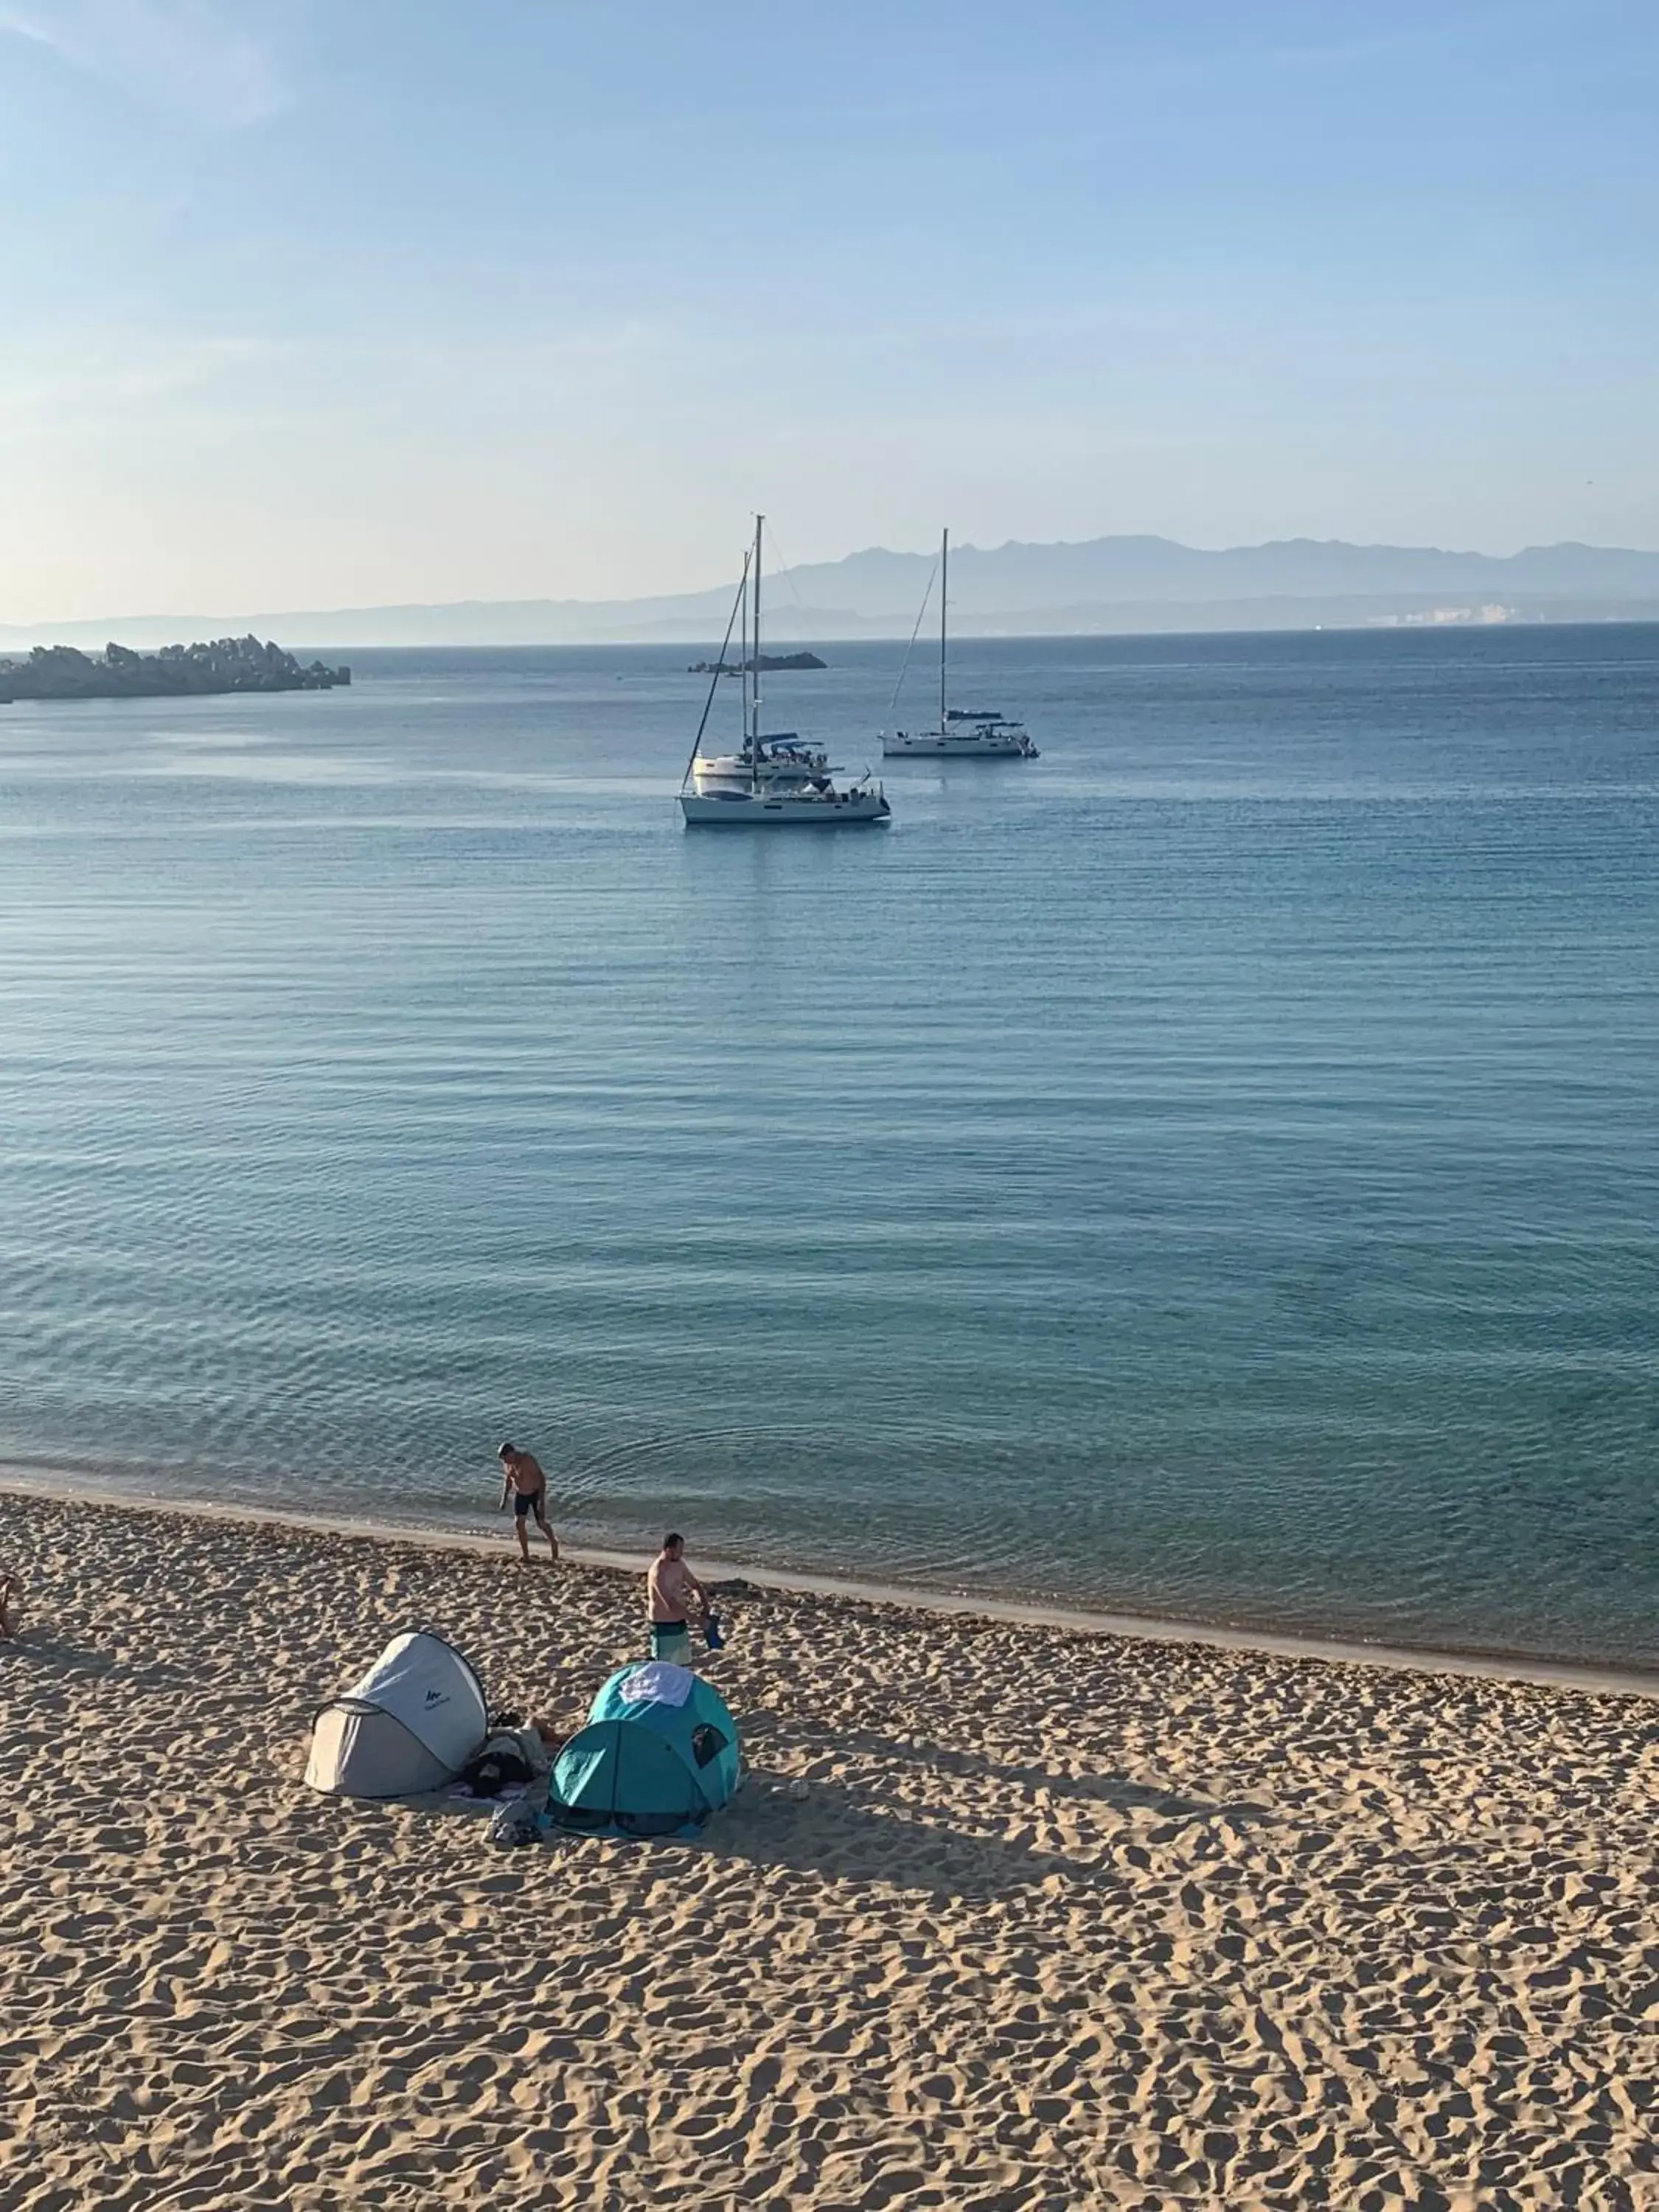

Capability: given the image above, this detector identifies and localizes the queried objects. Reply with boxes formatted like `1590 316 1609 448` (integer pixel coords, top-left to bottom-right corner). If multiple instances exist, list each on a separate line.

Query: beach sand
1 1493 1655 2210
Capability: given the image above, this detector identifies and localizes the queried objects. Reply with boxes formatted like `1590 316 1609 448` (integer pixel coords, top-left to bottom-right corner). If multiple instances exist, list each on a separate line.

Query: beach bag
489 1798 544 1850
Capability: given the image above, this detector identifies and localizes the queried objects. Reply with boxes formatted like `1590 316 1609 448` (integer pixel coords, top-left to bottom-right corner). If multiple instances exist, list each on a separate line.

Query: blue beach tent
543 1663 742 1839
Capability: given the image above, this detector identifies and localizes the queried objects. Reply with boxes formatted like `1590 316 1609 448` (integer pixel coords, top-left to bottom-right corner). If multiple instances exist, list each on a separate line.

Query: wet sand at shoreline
7 1466 1653 1699
2 1492 1655 2208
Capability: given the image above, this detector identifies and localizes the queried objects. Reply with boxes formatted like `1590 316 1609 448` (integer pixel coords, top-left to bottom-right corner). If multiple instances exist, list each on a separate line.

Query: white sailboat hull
883 730 1035 757
681 787 891 826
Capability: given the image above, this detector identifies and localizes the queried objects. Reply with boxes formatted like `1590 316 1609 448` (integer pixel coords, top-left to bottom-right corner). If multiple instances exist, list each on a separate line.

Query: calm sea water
1 628 1656 1665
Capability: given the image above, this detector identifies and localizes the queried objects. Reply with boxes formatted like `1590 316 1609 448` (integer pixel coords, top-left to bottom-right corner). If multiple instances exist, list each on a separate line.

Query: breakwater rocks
0 636 351 703
688 650 827 674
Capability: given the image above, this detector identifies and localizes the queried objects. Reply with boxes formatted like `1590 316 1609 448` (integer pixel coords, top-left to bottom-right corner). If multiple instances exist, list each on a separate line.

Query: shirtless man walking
647 1533 709 1667
498 1441 559 1564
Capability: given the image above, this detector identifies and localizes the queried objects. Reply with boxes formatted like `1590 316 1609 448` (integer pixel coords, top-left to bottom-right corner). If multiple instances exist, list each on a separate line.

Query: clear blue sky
1 0 1655 616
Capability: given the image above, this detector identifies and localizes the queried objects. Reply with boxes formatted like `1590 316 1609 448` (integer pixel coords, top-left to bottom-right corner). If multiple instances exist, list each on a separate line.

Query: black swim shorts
513 1489 546 1521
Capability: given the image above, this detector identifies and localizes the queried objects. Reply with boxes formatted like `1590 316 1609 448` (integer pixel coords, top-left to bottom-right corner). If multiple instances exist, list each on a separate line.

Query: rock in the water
0 636 352 703
686 650 827 675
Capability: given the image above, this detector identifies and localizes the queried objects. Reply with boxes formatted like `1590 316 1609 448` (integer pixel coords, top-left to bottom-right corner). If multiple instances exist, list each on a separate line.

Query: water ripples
2 633 1658 1661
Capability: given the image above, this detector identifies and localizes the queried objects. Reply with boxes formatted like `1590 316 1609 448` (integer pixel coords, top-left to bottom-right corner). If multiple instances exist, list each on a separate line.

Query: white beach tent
305 1629 489 1798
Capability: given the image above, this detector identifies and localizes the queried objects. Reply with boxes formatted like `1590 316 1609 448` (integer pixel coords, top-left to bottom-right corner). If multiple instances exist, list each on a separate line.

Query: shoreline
7 1462 1656 1702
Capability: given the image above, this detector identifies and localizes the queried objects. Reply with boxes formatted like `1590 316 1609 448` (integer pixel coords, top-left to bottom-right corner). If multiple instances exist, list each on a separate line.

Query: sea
2 626 1656 1669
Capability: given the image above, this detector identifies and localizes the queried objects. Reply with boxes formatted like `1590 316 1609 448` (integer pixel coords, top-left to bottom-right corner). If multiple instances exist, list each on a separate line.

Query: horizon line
9 530 1659 637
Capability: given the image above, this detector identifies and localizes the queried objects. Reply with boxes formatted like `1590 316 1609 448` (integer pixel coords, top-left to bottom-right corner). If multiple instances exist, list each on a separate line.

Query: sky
1 0 1657 619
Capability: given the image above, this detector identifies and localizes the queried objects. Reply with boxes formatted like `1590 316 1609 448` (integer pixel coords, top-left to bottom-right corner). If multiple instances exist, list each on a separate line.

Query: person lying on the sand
497 1442 559 1565
647 1534 708 1666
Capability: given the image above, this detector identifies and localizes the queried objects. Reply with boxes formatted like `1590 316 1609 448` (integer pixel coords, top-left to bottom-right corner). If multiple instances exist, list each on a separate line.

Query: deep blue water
1 627 1656 1664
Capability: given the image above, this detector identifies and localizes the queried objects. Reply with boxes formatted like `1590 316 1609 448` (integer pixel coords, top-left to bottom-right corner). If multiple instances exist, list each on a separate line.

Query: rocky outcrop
687 650 827 674
0 636 351 703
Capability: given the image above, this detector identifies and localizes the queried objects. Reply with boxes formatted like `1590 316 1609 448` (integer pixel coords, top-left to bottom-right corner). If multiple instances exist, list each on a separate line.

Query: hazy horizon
4 2 1658 623
10 529 1659 650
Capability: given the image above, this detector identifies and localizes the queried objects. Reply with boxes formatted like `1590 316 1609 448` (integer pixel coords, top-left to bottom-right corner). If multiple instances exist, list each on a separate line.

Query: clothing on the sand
456 1727 545 1798
489 1795 542 1849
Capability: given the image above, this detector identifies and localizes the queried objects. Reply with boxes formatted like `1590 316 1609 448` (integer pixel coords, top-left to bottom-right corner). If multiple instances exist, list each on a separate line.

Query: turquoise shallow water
1 627 1656 1663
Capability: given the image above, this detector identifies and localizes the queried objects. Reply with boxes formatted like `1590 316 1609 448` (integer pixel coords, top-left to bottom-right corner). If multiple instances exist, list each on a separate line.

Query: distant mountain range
7 537 1659 650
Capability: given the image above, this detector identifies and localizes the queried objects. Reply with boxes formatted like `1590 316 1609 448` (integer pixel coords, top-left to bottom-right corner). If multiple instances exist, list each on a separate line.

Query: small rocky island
687 650 827 675
0 636 351 704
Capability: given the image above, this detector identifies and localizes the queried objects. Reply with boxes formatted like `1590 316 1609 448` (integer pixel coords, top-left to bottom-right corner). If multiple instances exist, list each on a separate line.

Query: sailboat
882 528 1039 757
680 518 891 827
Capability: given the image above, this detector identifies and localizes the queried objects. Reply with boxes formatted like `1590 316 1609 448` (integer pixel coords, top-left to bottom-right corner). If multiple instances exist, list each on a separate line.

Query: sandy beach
2 1492 1655 2210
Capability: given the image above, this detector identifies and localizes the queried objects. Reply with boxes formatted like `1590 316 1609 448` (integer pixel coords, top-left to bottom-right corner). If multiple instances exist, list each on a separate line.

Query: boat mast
740 533 749 753
751 512 764 791
939 526 948 735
